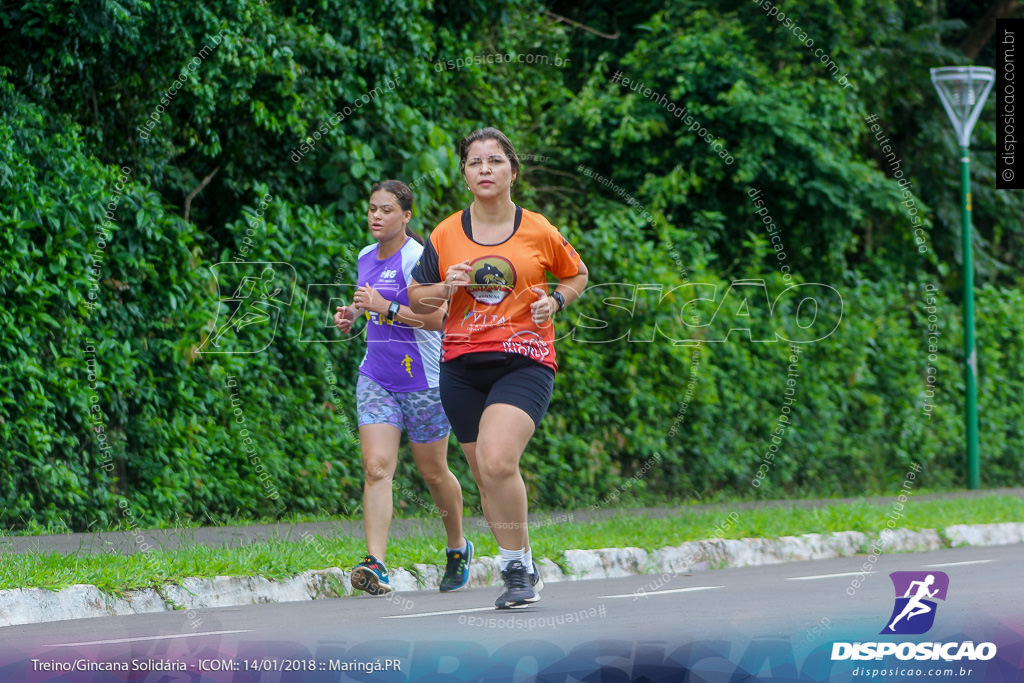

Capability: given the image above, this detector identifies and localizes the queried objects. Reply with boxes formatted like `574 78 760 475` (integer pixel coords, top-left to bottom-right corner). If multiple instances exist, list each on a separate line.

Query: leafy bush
2 0 1022 530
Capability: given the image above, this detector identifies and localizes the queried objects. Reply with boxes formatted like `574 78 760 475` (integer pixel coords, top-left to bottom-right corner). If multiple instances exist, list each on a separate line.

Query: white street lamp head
931 66 995 148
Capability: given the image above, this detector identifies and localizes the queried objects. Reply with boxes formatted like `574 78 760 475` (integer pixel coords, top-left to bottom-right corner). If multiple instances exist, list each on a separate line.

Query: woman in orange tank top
410 127 589 609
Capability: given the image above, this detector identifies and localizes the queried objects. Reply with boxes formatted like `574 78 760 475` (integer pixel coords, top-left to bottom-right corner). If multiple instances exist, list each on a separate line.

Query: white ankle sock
499 546 525 571
523 547 534 574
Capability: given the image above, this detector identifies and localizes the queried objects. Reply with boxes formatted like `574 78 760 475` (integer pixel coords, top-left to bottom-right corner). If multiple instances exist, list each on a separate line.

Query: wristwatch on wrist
386 300 400 325
551 291 566 312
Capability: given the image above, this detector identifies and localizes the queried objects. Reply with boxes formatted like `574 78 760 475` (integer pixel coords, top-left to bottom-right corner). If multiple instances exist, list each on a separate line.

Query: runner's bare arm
354 284 447 330
553 260 589 308
408 261 471 314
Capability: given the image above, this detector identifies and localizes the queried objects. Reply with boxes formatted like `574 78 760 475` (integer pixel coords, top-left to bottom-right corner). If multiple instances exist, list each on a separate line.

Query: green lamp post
930 66 995 490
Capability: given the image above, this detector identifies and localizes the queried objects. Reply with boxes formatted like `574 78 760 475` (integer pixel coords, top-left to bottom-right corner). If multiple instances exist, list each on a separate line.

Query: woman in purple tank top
333 180 473 596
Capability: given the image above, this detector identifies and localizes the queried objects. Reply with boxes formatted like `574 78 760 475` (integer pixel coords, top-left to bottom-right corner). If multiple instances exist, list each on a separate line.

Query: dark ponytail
370 179 424 245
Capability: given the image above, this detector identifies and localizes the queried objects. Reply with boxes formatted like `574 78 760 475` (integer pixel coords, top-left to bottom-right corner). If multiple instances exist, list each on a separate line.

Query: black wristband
386 300 400 324
551 291 566 311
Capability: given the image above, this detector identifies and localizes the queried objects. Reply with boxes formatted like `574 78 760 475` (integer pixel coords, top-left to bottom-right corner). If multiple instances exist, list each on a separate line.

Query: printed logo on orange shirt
466 256 517 305
502 330 551 362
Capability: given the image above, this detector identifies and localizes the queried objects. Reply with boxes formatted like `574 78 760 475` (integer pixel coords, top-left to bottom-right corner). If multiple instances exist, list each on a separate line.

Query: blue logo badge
881 571 949 635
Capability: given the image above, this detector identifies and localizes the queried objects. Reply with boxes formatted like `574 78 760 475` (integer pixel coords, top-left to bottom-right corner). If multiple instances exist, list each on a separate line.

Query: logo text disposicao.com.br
831 641 996 662
831 571 997 671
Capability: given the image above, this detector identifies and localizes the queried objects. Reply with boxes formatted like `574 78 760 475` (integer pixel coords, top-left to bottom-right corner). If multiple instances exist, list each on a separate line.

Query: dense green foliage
1 0 1021 530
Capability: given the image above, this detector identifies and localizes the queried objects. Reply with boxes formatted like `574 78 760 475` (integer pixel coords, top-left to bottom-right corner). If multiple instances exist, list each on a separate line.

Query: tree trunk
961 0 1021 60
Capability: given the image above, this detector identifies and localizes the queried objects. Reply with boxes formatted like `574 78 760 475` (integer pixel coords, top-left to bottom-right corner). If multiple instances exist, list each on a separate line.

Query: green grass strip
2 496 1021 593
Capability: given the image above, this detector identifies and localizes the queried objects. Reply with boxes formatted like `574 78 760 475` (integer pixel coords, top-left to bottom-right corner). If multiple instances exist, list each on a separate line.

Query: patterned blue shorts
356 374 450 443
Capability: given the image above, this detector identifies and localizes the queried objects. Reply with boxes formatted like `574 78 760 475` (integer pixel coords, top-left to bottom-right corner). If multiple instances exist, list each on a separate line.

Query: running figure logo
401 354 414 378
198 262 296 354
881 571 949 635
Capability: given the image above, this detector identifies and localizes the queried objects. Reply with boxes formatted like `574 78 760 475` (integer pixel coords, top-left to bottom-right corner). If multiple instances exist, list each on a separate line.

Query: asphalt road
1 544 1021 681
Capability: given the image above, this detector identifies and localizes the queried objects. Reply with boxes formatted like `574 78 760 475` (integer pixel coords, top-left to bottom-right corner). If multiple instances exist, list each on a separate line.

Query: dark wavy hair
370 179 423 244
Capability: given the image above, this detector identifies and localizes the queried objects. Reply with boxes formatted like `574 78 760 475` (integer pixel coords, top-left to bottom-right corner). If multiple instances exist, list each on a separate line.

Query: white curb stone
122 587 167 614
876 528 944 552
535 557 567 583
649 540 709 573
945 522 1024 546
561 547 649 579
0 585 113 626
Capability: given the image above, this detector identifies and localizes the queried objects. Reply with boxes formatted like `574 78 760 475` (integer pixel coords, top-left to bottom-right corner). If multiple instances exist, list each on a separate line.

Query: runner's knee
474 448 519 484
416 462 450 487
363 457 395 482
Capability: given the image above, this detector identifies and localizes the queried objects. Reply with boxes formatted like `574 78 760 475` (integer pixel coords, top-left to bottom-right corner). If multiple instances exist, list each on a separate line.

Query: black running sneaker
439 540 474 592
495 559 536 609
526 561 543 602
350 554 393 595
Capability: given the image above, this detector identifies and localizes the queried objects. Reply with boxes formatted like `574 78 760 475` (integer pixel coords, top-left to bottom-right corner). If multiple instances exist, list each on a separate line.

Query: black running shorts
439 352 555 443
